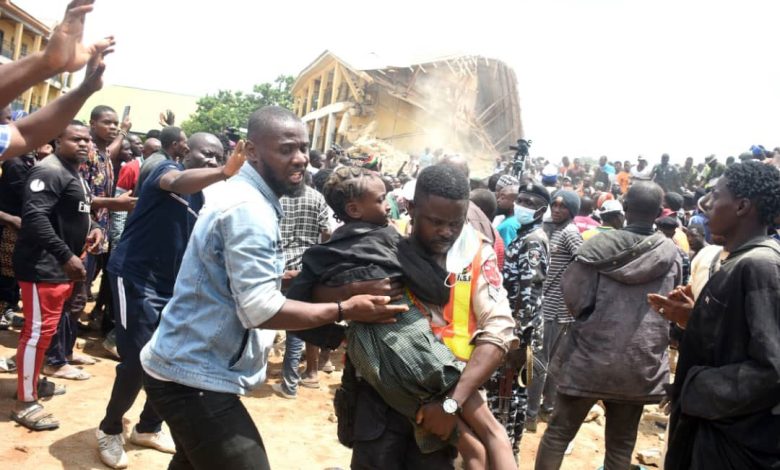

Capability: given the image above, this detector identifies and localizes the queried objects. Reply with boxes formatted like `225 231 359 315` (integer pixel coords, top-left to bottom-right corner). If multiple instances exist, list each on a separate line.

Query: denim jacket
140 163 285 395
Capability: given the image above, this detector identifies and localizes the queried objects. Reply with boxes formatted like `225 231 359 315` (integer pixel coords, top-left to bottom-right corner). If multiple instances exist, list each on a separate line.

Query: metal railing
0 41 14 59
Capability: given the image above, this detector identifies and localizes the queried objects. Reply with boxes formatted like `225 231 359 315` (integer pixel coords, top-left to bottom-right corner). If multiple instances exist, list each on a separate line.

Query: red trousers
17 281 73 402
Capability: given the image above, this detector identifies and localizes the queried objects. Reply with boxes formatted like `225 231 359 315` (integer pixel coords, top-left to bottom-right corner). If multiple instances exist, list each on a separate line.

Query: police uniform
484 189 550 454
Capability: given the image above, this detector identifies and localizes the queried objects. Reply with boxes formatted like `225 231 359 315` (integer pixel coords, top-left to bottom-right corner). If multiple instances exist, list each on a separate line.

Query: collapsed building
291 50 524 175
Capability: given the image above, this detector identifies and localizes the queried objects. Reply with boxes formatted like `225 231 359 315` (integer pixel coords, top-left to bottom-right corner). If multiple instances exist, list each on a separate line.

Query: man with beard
139 107 407 469
11 121 103 430
96 132 240 469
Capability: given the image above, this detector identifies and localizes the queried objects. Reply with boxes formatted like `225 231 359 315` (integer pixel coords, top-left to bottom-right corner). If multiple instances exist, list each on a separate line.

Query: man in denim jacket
140 106 406 470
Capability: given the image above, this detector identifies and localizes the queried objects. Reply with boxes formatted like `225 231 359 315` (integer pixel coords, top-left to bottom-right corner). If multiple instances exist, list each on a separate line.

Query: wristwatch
442 397 460 415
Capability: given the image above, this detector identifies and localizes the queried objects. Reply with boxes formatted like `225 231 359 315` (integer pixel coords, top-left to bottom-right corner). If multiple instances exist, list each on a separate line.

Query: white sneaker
271 382 297 400
96 429 128 469
129 425 176 454
564 440 575 455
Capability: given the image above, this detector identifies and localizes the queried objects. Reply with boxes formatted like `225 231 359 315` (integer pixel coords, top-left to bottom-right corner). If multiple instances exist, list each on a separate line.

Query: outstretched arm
0 1 110 107
159 141 246 194
3 41 114 160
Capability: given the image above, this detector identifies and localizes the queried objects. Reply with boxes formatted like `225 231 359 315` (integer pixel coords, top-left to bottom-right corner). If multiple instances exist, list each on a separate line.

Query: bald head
185 132 223 169
143 138 161 158
247 106 301 142
624 181 664 225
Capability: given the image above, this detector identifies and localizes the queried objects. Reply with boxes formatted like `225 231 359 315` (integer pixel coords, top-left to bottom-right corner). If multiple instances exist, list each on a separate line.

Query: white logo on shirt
29 179 45 192
78 202 91 213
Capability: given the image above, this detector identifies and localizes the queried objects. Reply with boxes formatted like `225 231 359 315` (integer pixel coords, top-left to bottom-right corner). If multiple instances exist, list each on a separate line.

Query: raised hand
44 1 116 73
79 38 114 94
222 140 246 178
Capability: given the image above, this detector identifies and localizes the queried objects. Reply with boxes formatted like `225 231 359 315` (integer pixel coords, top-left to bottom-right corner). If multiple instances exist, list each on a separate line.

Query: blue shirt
107 161 203 294
0 124 11 157
689 212 712 244
141 163 285 395
497 216 521 247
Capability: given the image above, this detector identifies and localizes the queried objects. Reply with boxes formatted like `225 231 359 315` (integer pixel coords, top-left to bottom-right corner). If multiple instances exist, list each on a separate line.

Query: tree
181 75 294 136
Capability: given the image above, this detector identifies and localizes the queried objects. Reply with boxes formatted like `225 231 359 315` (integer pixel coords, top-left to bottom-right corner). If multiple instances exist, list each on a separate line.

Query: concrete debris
585 403 605 426
637 448 662 467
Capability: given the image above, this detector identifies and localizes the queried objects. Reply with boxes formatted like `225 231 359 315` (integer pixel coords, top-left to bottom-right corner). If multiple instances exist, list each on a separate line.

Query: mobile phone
122 105 131 121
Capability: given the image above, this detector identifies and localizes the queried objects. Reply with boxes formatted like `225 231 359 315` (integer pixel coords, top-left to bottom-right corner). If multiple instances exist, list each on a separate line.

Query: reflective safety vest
431 246 482 361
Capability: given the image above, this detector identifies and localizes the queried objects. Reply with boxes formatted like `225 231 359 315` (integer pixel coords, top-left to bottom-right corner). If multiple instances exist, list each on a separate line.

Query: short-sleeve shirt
79 147 114 253
116 158 141 192
0 124 11 157
107 161 203 294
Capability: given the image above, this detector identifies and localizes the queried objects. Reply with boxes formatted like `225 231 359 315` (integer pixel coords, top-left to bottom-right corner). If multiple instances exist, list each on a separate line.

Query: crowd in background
0 2 778 470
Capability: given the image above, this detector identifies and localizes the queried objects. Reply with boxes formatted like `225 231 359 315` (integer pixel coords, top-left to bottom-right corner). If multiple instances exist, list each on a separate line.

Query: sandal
13 378 66 399
38 378 66 398
42 364 91 380
0 356 16 373
67 354 97 366
299 377 320 389
10 403 60 431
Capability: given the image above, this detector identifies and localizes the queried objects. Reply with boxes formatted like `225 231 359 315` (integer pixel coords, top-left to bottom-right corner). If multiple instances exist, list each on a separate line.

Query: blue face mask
514 204 537 225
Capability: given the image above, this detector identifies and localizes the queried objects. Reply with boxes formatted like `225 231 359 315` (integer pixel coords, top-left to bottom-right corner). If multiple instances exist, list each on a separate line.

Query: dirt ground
0 323 665 470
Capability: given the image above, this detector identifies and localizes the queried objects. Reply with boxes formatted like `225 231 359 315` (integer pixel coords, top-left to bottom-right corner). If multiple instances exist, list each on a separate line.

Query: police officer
485 181 551 452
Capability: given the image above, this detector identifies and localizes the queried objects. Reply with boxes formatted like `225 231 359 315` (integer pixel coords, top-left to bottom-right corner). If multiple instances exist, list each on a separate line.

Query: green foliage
181 75 294 136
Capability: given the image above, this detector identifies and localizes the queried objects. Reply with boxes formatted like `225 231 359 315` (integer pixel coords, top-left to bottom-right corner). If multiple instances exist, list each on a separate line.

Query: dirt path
0 326 664 469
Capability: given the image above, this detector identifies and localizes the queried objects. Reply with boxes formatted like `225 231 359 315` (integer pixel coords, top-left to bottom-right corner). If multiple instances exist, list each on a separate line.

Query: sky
18 0 780 164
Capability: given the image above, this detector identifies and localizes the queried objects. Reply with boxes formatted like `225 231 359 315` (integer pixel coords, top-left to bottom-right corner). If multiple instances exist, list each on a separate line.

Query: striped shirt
542 222 582 323
0 125 10 157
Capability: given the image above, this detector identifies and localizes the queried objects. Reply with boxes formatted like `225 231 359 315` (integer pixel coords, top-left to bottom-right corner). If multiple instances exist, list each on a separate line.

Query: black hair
160 126 183 150
487 173 502 192
323 166 379 222
247 106 299 141
146 129 161 139
470 178 487 190
579 196 593 215
60 120 87 136
624 181 664 220
664 192 684 212
470 188 497 220
310 149 322 163
414 164 470 204
90 105 115 121
723 161 780 225
313 169 333 194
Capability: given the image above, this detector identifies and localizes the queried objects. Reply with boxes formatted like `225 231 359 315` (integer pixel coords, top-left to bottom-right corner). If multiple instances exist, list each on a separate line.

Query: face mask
445 224 481 280
514 204 537 226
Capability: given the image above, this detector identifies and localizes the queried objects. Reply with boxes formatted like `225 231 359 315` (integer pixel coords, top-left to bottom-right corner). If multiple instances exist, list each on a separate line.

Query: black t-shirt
13 155 93 283
0 154 35 216
107 161 203 294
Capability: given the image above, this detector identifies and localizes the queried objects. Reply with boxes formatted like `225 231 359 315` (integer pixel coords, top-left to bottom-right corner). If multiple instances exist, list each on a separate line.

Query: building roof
291 49 481 94
0 0 53 36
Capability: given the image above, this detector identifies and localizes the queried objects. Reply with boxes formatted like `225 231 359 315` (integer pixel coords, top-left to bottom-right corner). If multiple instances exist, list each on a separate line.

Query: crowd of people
0 2 779 470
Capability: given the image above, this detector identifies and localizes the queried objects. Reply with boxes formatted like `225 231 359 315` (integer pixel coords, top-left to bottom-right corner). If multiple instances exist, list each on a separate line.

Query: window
20 43 28 57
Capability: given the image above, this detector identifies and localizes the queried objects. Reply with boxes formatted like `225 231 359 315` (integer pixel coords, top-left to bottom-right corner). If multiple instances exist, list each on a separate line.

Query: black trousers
99 274 165 435
45 281 85 366
535 393 644 470
143 373 270 470
350 381 455 470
